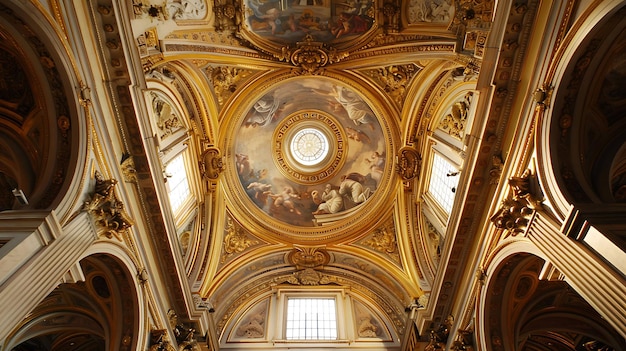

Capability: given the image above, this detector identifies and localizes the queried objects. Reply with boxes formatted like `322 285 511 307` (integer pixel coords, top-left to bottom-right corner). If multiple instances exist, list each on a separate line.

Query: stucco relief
438 92 472 140
359 222 400 264
234 299 268 339
222 216 260 263
167 0 208 20
149 92 184 138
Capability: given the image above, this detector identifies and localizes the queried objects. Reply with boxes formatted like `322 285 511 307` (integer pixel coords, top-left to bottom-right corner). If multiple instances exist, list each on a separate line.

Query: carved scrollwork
207 66 253 106
222 217 259 262
490 169 543 235
396 147 421 183
295 268 331 285
199 146 224 190
439 92 473 140
287 246 330 269
362 225 399 262
365 64 419 106
278 35 348 74
270 268 334 286
83 171 133 239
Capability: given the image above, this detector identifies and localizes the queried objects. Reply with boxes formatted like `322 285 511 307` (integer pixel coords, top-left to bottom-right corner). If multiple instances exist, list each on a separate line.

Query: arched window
146 89 198 227
165 152 191 213
419 90 474 251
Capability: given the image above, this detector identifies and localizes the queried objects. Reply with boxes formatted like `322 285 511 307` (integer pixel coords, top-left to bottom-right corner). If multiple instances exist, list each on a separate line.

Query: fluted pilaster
0 211 97 341
527 212 626 337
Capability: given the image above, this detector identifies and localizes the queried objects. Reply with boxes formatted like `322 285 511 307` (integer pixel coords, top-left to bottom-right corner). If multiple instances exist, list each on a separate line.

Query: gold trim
272 110 346 185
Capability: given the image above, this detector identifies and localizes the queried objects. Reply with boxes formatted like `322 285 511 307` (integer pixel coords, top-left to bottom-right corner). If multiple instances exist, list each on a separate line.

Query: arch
3 253 142 351
478 251 625 351
538 1 626 216
0 2 89 220
218 285 401 349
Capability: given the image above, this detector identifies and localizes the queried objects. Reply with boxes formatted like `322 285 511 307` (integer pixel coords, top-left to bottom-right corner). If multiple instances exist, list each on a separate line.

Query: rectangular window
166 153 190 213
285 298 337 340
428 153 459 213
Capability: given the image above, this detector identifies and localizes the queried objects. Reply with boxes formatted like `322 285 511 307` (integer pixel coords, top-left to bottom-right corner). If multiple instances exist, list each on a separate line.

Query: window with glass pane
285 298 337 340
428 153 459 213
166 153 190 212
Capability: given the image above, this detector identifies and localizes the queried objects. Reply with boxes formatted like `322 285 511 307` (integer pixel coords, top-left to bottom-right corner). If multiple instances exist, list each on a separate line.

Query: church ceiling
117 0 494 340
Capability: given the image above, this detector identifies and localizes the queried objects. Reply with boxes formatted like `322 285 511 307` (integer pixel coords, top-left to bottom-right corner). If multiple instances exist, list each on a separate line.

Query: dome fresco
234 78 387 227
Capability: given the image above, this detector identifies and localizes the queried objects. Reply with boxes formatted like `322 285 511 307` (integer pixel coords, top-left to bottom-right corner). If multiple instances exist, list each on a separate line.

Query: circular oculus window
272 110 346 185
290 128 329 166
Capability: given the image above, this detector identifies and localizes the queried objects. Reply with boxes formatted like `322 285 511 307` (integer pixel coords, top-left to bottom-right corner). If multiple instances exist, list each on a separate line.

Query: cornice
89 0 192 321
419 0 541 335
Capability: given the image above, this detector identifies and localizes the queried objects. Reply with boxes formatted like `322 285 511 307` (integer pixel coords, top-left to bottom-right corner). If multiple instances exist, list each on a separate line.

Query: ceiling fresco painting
234 77 387 227
243 0 375 43
6 0 626 350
